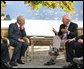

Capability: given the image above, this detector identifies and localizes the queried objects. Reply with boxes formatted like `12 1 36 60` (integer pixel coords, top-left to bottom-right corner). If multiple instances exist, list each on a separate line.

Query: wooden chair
78 27 83 36
1 28 31 61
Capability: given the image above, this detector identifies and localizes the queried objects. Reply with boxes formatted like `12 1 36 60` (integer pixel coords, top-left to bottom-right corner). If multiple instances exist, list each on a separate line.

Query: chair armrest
2 37 10 47
23 37 30 46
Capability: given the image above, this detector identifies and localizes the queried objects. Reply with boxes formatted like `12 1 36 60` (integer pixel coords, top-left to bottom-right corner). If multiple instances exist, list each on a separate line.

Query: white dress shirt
17 22 20 28
17 22 24 30
63 22 71 39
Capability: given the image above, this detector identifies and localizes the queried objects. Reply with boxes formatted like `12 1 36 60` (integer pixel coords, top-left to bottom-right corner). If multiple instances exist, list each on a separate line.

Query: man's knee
65 41 69 47
15 42 23 49
65 41 73 47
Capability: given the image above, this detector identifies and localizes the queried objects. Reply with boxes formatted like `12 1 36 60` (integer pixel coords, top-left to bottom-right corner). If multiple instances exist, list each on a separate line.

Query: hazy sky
3 1 83 21
2 1 83 36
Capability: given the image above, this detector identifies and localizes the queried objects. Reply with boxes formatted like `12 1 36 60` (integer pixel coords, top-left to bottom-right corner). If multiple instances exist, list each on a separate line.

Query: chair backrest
1 28 15 50
1 28 8 38
78 27 83 36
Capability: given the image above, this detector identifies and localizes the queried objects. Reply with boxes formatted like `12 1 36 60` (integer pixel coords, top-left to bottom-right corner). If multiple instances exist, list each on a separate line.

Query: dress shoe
78 64 83 68
63 63 78 68
9 60 18 66
73 57 83 64
17 59 25 64
44 59 55 65
3 63 13 68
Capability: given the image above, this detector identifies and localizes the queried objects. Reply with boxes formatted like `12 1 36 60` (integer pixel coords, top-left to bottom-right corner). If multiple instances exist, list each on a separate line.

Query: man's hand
66 38 75 43
52 28 57 34
68 38 75 42
61 27 68 33
78 39 83 43
18 38 25 42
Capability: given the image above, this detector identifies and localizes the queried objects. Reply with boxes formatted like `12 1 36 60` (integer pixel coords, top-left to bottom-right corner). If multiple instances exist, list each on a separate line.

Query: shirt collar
17 22 20 27
67 22 71 27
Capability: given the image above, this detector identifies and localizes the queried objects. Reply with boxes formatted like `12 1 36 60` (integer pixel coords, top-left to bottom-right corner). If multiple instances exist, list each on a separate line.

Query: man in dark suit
63 35 83 68
1 38 12 68
8 16 28 66
44 14 78 65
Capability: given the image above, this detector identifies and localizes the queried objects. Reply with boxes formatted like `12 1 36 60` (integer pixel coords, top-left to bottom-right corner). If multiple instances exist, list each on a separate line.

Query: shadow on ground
11 46 69 68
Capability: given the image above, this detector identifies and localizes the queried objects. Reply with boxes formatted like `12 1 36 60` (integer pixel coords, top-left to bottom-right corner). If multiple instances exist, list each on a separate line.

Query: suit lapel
15 23 19 31
15 23 21 34
68 22 72 30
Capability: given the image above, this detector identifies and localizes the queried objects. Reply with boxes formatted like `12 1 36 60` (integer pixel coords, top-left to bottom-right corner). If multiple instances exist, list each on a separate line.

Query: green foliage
24 1 76 15
1 1 76 15
1 1 7 12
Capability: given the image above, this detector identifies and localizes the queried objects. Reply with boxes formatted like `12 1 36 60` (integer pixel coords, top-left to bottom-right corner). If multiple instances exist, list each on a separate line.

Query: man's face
62 16 69 26
18 18 25 26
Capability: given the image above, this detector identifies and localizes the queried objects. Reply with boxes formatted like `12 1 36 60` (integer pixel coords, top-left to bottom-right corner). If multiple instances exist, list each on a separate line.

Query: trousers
1 43 10 63
65 41 83 62
10 41 28 60
49 35 67 60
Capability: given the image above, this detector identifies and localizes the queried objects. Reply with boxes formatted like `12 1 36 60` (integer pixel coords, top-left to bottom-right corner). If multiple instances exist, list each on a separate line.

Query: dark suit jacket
58 22 78 39
8 23 26 45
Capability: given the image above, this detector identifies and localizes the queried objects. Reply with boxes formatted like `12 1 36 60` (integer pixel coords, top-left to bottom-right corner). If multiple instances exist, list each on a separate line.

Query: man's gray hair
17 16 24 21
64 14 71 21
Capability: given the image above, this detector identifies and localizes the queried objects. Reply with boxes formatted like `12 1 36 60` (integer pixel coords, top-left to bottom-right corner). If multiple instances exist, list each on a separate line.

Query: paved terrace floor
9 46 69 68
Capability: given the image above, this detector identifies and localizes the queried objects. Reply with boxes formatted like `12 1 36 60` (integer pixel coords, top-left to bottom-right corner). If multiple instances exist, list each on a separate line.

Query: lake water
1 19 83 36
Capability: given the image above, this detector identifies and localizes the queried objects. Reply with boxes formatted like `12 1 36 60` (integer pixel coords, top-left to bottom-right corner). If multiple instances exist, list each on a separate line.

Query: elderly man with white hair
44 14 78 65
8 16 28 66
